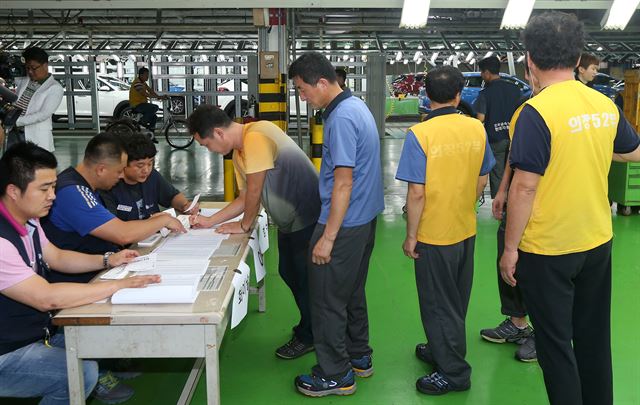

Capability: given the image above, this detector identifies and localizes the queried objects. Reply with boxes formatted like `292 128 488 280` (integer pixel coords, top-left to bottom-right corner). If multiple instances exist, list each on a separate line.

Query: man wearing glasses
11 47 63 152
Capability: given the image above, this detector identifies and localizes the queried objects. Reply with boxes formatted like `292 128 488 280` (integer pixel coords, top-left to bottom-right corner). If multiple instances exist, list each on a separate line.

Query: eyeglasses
26 64 43 72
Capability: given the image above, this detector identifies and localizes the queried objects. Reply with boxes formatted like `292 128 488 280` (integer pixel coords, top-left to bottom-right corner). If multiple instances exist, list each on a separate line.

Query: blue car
591 73 624 100
419 72 532 115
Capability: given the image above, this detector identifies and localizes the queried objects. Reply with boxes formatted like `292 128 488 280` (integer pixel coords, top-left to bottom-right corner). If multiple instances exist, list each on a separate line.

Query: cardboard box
260 52 279 80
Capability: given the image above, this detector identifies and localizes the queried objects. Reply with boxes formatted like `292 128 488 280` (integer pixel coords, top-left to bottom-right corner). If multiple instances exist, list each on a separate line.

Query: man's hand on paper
165 216 187 234
216 221 245 234
118 274 161 289
108 249 140 268
189 214 215 229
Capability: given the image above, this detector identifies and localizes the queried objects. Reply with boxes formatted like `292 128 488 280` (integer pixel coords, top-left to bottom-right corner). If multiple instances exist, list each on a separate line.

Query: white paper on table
231 261 250 328
257 209 269 253
119 253 157 272
111 274 200 304
248 228 266 283
185 193 201 213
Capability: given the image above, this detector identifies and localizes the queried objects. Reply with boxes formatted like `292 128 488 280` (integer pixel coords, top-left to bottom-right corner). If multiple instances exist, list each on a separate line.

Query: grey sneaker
515 335 537 362
480 318 533 344
92 371 135 404
275 336 314 359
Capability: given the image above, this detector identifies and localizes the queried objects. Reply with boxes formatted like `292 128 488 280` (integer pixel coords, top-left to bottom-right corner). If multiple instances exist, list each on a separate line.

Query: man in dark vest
0 142 159 404
473 56 522 199
100 132 199 221
42 133 186 283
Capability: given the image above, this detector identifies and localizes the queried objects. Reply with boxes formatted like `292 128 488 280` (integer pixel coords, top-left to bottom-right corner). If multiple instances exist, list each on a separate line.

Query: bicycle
106 99 194 150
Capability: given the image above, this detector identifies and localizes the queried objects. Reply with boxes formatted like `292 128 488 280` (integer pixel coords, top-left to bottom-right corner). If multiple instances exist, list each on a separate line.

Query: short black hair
288 52 337 85
522 11 584 71
22 47 49 65
138 67 149 76
478 56 501 75
84 133 125 165
187 104 232 138
121 133 157 162
335 68 347 82
424 66 465 104
0 142 57 197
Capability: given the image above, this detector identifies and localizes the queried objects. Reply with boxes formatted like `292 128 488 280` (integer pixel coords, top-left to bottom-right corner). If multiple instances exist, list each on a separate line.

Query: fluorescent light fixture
597 46 604 51
400 0 431 29
342 54 349 61
396 51 403 61
469 58 476 65
483 51 493 59
430 52 439 64
418 44 423 50
413 51 422 61
403 59 409 65
465 51 474 62
517 54 525 63
416 57 423 65
500 0 535 29
602 0 640 30
325 44 331 50
383 43 388 49
390 59 395 65
345 44 351 50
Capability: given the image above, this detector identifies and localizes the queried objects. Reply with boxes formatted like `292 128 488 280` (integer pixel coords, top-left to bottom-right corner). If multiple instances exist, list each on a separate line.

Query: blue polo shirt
318 89 384 227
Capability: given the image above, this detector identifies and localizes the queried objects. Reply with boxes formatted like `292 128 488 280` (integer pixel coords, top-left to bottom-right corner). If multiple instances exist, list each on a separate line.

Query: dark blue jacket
42 167 118 283
0 215 54 355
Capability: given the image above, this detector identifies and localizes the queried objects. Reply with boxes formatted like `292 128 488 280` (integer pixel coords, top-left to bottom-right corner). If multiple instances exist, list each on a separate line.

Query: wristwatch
103 251 115 269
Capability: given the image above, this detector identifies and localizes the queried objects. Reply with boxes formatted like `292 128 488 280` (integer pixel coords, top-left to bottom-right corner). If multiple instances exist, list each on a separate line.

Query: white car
216 79 308 118
53 75 182 120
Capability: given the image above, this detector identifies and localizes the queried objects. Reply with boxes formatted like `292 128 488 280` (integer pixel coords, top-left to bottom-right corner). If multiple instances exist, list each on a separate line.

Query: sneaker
92 371 135 404
416 371 470 396
295 369 356 397
275 336 314 360
515 335 537 362
415 343 435 366
351 354 374 377
480 318 533 344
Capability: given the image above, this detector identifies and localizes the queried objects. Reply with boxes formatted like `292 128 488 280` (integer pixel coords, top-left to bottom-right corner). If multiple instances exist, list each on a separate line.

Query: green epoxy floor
8 136 640 404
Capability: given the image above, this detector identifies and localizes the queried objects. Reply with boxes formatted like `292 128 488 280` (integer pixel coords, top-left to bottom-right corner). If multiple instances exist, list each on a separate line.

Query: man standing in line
11 47 64 152
289 52 384 397
186 104 320 360
501 12 640 405
473 55 521 199
396 66 494 395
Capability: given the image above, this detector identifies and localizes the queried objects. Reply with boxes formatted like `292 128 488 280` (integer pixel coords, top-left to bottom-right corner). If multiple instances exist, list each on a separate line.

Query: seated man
129 67 167 141
101 133 199 221
0 142 160 404
42 132 186 284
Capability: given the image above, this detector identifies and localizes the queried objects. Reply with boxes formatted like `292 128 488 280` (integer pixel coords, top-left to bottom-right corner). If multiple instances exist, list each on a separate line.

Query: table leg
205 325 220 405
64 326 86 405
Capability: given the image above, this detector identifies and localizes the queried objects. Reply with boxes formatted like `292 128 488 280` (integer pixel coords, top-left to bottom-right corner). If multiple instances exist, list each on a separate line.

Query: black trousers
133 102 158 131
414 236 475 387
277 223 315 344
517 240 613 405
309 218 377 379
496 208 527 318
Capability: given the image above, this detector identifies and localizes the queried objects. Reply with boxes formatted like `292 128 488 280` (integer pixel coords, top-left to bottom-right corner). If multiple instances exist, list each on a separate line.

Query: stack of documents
111 274 201 304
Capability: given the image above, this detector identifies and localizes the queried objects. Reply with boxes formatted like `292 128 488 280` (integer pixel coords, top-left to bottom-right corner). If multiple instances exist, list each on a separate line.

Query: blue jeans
0 333 98 405
133 102 159 131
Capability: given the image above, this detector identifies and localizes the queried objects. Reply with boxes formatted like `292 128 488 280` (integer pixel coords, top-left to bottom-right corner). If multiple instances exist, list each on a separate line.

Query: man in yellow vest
500 12 640 405
396 66 495 395
128 67 167 142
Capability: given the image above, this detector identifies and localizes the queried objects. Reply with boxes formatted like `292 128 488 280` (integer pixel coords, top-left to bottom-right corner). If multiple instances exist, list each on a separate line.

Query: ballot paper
138 258 210 277
111 274 201 304
100 253 157 279
159 208 191 237
199 208 244 225
154 228 229 261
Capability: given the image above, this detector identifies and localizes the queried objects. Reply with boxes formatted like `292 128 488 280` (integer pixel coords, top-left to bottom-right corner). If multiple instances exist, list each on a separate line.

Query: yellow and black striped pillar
257 73 288 132
310 111 323 171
